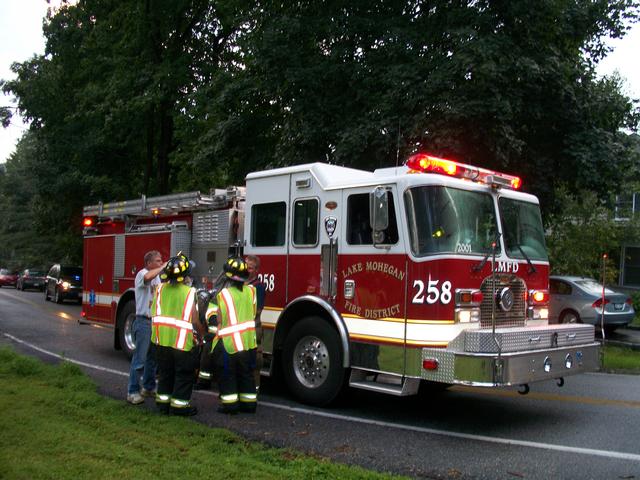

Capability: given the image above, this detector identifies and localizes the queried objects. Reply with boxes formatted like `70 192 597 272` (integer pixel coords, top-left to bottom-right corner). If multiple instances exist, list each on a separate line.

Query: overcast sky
1 1 639 164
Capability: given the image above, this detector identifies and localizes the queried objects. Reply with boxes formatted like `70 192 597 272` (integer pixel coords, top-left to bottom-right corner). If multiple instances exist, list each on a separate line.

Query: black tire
560 310 581 324
282 316 345 406
117 300 136 359
419 380 452 394
603 325 619 335
54 287 64 304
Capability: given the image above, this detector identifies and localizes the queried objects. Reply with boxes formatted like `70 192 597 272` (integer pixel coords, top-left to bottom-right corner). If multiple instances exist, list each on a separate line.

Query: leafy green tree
545 186 640 283
213 0 639 208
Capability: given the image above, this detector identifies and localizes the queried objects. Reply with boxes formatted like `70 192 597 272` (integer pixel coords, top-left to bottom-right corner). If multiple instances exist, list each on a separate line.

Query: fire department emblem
496 287 514 312
324 216 337 238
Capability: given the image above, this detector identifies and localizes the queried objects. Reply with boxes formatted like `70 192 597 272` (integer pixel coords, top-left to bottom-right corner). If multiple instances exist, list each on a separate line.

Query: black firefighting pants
198 342 215 384
213 342 257 412
254 325 263 388
196 333 216 384
155 345 198 409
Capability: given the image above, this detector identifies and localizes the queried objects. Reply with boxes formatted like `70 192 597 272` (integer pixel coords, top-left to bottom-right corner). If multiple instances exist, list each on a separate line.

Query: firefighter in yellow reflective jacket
151 254 205 416
212 257 258 414
193 293 219 389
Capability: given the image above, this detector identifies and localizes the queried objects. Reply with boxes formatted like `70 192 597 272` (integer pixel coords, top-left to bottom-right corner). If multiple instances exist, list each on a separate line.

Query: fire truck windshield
499 197 548 261
404 186 499 257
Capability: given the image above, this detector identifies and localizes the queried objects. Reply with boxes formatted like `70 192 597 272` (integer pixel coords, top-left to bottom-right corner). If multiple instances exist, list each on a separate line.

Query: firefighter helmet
160 254 193 282
223 256 249 282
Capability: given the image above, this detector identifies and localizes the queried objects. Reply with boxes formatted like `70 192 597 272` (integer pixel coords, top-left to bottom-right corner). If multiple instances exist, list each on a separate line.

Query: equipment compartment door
83 235 115 325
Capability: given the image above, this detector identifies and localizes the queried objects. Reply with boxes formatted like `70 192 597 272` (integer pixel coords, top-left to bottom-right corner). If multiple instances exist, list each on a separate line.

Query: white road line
4 332 127 377
4 331 640 462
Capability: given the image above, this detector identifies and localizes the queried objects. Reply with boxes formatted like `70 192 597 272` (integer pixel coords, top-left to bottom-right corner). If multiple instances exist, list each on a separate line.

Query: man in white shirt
127 250 165 404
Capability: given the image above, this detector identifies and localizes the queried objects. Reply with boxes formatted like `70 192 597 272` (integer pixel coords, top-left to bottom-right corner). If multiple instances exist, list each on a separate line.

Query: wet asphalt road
2 286 640 480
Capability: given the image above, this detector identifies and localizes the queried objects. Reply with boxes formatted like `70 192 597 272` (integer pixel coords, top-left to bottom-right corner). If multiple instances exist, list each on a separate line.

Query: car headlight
61 281 70 289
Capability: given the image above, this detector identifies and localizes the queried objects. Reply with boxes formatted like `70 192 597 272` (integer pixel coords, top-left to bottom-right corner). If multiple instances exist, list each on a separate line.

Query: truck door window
251 202 286 247
404 186 498 256
347 193 398 245
293 198 319 246
499 197 548 261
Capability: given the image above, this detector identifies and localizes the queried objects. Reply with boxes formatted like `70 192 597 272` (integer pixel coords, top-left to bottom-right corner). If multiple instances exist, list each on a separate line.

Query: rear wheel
560 310 580 324
117 300 136 359
282 317 345 406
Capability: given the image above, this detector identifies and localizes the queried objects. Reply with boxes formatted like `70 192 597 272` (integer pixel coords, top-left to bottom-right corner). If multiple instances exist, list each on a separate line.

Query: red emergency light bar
406 153 522 190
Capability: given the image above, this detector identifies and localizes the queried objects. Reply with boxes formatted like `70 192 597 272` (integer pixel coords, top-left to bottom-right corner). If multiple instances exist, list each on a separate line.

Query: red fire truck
82 154 599 405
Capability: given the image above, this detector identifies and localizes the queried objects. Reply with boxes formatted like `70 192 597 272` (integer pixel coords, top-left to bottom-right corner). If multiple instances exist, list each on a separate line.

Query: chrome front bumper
421 324 600 386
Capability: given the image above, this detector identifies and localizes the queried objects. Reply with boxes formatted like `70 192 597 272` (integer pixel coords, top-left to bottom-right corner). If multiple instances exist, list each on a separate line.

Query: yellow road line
452 385 640 409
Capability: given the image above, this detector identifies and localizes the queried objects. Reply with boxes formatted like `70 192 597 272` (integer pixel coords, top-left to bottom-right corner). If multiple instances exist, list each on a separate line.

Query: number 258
412 278 452 305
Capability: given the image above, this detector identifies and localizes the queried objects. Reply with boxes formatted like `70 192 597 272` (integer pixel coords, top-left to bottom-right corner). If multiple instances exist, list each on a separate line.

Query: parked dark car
17 268 47 291
44 264 83 304
549 275 635 333
0 268 19 288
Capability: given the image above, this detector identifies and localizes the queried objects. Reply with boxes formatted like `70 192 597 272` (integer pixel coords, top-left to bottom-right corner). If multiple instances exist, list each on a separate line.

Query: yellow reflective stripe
176 328 187 350
217 321 255 336
220 289 239 325
182 288 195 322
220 394 238 403
198 371 211 379
155 284 164 316
220 289 244 351
153 316 193 330
156 393 170 403
239 393 257 402
206 306 218 318
171 398 190 407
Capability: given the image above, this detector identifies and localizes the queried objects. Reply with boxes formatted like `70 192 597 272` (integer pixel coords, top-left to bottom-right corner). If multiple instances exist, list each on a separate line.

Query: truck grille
479 274 526 328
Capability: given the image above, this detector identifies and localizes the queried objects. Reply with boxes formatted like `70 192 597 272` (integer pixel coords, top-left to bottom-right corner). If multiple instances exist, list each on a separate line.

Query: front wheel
117 300 136 359
282 317 345 406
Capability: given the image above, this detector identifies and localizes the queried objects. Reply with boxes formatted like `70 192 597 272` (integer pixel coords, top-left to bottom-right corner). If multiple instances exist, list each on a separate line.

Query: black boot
239 402 257 414
217 404 238 415
171 405 198 417
193 379 211 391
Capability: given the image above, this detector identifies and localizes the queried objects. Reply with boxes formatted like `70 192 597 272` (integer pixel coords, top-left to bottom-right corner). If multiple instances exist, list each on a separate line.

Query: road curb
602 339 640 351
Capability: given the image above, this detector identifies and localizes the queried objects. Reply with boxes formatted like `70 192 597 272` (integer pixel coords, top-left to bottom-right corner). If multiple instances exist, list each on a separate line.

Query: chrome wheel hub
293 335 329 389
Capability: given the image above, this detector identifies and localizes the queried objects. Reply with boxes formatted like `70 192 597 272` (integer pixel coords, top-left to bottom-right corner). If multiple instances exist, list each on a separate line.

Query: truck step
348 370 420 396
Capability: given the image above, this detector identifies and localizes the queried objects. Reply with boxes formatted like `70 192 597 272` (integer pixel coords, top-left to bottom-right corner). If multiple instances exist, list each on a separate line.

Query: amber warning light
82 217 94 227
406 153 522 190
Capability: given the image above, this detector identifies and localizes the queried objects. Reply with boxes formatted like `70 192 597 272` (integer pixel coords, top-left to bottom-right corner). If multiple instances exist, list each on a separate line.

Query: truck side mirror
370 186 389 240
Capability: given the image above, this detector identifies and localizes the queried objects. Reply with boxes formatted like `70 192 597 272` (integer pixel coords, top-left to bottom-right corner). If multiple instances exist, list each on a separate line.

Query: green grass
0 347 401 480
601 345 640 373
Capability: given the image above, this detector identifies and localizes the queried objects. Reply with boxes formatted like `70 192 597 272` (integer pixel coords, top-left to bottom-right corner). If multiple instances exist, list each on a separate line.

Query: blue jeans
127 316 157 394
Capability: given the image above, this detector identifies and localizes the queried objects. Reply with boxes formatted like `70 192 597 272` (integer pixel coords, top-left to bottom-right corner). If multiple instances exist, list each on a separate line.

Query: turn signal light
528 289 549 304
456 289 483 305
82 217 95 227
422 359 439 371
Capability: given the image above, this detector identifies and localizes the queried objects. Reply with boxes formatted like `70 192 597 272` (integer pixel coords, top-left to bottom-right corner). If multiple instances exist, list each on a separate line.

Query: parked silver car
549 275 635 333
